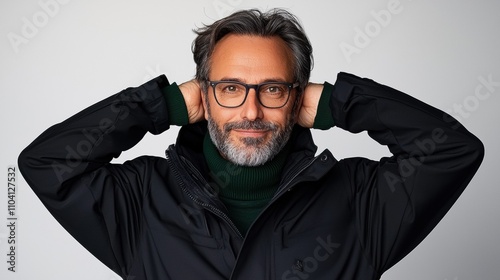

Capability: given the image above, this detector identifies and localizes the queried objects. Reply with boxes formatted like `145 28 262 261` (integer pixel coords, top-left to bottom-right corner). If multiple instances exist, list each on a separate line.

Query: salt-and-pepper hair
192 9 313 96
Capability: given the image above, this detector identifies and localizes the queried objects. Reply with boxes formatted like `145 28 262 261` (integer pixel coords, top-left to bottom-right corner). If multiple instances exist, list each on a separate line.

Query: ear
201 91 209 120
293 90 305 121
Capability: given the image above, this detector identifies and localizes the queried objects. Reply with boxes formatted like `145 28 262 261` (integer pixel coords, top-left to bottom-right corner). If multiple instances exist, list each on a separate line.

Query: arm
18 75 191 274
302 72 484 272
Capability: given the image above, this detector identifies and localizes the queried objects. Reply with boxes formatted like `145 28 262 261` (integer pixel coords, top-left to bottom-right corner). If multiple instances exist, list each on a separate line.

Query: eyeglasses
208 80 299 108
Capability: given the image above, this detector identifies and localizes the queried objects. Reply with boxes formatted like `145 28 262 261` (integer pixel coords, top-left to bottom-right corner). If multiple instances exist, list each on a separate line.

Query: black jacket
18 72 484 279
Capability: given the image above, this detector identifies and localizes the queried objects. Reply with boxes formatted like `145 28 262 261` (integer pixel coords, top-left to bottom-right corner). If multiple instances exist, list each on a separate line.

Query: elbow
467 134 485 170
17 144 47 195
452 133 485 183
17 146 34 188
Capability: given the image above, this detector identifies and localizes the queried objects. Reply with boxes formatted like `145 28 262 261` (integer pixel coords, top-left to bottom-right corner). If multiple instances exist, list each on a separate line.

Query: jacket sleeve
18 75 173 275
327 72 484 273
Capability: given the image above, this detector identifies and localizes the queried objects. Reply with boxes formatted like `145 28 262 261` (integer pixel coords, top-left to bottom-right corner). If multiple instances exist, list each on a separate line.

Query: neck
203 134 290 200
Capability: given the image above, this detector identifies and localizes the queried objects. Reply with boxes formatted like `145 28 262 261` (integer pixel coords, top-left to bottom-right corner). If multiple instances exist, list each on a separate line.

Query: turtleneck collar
203 133 291 201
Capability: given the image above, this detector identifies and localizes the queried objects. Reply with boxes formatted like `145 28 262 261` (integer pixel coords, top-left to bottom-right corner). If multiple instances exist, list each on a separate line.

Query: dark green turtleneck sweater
203 134 291 234
162 82 335 234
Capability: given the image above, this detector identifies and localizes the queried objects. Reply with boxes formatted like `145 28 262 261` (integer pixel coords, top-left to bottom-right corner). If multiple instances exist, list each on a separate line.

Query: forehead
210 34 294 82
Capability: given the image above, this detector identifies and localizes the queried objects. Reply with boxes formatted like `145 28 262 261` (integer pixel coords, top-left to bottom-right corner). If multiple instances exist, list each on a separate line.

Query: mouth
233 129 269 138
224 120 276 142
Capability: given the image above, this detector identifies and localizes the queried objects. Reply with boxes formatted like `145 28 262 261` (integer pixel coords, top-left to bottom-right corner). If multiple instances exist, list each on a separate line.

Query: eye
268 86 280 93
262 84 286 95
225 85 237 92
217 83 244 94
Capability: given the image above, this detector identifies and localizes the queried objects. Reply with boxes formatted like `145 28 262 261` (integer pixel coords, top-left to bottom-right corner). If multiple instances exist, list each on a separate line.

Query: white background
1 0 499 279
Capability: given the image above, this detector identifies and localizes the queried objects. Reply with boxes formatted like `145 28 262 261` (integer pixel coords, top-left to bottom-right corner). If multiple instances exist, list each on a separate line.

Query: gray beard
207 117 294 167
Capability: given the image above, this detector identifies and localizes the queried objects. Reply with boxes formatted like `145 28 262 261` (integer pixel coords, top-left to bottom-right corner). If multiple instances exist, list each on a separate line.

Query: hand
178 79 205 124
297 82 324 128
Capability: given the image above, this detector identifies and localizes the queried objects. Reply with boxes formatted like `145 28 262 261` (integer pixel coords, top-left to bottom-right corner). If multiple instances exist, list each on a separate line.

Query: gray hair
192 8 313 95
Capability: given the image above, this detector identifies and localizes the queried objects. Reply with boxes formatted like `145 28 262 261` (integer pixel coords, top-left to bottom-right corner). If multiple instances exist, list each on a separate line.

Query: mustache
224 120 278 132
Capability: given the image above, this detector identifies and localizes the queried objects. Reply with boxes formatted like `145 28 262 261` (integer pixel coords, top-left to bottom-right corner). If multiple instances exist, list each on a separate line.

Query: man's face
202 34 299 166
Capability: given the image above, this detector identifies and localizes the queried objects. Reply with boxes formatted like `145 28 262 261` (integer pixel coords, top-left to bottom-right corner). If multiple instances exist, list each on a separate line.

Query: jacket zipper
165 151 244 239
249 155 318 230
272 154 320 200
228 154 320 279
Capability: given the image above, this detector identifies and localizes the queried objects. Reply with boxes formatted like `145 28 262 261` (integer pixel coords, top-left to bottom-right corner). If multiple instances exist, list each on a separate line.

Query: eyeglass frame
207 80 300 109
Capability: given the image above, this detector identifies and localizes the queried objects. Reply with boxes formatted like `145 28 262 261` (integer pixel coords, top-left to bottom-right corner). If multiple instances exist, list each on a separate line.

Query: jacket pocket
275 223 342 280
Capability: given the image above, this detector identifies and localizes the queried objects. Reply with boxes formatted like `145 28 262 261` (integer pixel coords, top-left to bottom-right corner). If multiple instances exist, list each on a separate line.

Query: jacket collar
171 121 336 189
170 121 336 206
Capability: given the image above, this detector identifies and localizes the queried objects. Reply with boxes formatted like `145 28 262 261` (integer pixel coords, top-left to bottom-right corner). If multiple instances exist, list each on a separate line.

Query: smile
233 129 269 138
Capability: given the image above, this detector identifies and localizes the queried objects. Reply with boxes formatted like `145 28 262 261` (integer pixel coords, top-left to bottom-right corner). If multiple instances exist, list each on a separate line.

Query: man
19 8 483 280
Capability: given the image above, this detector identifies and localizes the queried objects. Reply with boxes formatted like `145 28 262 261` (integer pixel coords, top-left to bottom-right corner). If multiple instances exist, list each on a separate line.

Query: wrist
313 82 335 129
162 83 189 126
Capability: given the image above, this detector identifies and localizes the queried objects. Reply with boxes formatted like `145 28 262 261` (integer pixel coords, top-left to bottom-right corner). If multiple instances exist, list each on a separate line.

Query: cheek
272 101 297 126
205 100 233 125
286 96 300 123
265 111 290 128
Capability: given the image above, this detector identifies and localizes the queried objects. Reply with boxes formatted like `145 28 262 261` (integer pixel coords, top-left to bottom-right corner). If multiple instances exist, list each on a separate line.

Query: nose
240 88 264 121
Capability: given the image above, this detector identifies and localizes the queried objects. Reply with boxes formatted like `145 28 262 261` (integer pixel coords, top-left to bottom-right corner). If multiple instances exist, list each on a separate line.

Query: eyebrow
216 77 290 83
